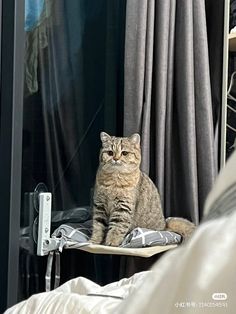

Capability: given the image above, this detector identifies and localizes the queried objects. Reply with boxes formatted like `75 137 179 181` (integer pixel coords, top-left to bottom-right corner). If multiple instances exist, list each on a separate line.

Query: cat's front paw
105 237 123 247
89 237 102 245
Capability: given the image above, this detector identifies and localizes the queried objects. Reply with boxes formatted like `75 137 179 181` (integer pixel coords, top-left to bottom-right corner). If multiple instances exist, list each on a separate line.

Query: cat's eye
122 151 129 156
107 151 113 156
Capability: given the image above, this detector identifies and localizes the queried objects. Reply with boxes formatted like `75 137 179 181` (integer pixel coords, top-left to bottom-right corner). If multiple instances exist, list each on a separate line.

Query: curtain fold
124 0 216 223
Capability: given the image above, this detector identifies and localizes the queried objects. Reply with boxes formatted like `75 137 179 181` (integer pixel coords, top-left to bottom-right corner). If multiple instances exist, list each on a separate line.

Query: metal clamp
42 238 61 254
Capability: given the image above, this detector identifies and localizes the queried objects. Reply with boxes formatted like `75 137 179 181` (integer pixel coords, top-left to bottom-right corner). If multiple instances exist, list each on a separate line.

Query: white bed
5 210 236 313
5 152 236 314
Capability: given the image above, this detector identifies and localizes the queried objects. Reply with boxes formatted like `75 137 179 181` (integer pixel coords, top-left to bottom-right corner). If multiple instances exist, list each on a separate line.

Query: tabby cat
90 132 195 246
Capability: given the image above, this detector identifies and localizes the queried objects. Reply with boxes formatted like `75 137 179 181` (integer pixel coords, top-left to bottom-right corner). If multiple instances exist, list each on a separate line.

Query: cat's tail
165 217 196 242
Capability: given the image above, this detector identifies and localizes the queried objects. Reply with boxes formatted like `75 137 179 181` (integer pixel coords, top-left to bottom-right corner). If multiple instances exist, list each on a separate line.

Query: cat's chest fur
96 168 140 188
95 169 139 208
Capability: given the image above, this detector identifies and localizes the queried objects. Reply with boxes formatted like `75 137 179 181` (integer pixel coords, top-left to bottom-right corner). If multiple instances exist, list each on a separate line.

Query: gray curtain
124 0 216 223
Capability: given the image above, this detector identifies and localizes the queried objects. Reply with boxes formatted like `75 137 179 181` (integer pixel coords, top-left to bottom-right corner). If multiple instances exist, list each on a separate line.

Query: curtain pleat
124 0 217 223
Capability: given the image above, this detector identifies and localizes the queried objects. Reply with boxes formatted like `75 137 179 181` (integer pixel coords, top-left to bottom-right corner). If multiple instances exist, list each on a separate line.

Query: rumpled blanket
51 224 181 251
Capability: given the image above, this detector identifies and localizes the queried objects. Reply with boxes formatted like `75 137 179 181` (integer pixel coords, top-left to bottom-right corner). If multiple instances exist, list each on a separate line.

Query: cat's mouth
111 160 122 166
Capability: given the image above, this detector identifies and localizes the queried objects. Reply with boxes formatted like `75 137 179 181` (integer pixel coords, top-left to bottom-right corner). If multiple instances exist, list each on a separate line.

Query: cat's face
99 132 141 173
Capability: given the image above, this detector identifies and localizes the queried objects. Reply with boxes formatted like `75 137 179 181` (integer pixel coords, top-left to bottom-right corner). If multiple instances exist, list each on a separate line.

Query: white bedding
5 271 148 314
5 152 236 314
6 210 236 314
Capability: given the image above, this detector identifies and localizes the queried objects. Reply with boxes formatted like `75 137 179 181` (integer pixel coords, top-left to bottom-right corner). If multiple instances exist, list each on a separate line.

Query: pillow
121 227 182 248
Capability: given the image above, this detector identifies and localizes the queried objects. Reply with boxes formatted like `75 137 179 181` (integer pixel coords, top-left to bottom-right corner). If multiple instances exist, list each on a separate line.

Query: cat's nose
113 155 120 161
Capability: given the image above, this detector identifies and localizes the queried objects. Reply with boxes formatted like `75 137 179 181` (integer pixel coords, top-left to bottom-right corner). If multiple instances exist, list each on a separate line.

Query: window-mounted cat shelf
35 187 178 258
64 242 177 258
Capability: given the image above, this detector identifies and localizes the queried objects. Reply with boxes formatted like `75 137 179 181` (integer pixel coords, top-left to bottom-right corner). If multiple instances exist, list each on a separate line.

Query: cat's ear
130 133 140 145
100 132 111 143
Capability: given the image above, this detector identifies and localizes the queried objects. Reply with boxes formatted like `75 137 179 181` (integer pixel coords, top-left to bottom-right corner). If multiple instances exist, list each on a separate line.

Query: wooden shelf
229 33 236 51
